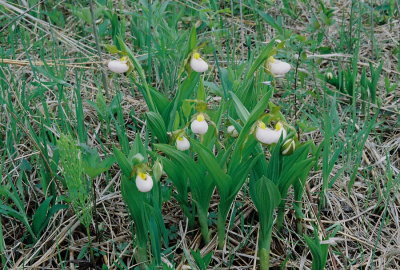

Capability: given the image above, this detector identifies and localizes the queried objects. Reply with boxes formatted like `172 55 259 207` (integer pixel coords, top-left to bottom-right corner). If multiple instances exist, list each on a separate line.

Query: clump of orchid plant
113 136 166 269
107 30 318 270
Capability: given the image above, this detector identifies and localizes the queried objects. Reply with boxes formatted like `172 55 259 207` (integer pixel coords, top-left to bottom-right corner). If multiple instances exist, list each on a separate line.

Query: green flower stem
276 200 286 232
217 203 231 249
86 226 94 263
296 218 304 234
91 177 99 239
294 201 304 234
198 209 210 243
217 210 226 249
183 205 195 229
136 247 148 270
135 234 148 269
259 226 273 270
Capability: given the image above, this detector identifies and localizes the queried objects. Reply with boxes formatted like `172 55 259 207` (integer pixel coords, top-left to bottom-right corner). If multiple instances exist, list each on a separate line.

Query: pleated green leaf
146 112 169 144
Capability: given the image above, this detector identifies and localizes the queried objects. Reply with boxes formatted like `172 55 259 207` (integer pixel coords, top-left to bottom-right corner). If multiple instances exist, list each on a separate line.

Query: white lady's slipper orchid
108 59 129 73
190 52 208 73
176 136 190 151
227 125 238 137
191 114 208 135
255 122 279 145
266 56 291 76
275 122 287 140
282 138 296 155
255 121 287 145
135 172 153 192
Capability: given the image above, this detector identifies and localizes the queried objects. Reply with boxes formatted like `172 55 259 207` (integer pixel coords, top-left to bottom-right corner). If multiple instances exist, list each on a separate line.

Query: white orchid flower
255 121 287 145
266 56 291 77
191 113 209 135
176 136 190 151
190 52 208 73
275 122 287 140
227 125 239 137
135 172 153 192
107 58 129 73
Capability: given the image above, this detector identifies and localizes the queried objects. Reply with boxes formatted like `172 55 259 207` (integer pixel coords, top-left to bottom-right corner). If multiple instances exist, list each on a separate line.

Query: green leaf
228 154 261 200
118 37 157 112
191 140 231 195
188 26 197 53
257 11 283 33
154 144 213 212
230 92 250 123
305 234 329 270
230 90 273 167
166 72 200 130
81 144 115 178
197 78 206 101
146 112 169 143
120 176 148 246
191 250 213 270
244 39 276 82
113 146 132 177
32 196 53 235
250 176 281 231
150 87 170 116
104 44 120 54
132 134 147 158
0 186 35 239
157 156 187 199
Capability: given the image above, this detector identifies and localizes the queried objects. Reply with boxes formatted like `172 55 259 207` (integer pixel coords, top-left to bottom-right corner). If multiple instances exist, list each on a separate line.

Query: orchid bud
326 72 333 80
132 153 145 164
227 125 238 137
190 52 208 73
191 114 208 135
135 172 153 192
107 59 129 73
176 136 190 151
266 56 291 76
152 161 163 182
282 138 296 155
